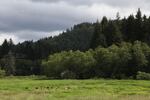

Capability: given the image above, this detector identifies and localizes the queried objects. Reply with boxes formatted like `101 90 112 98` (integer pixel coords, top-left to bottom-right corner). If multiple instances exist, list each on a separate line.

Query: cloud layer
0 0 150 44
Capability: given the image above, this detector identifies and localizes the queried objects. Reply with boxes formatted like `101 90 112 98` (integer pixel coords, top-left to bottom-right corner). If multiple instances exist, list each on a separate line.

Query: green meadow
0 77 150 100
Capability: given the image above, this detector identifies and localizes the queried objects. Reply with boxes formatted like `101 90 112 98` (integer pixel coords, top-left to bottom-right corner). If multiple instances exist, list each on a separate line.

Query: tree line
91 8 150 48
1 9 150 79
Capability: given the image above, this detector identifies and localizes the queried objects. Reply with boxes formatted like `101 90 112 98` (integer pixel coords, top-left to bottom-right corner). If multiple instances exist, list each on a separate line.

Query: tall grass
0 78 150 100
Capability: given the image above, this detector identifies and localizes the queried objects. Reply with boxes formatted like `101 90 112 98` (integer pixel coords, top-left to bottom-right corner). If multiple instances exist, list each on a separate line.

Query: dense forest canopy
1 9 150 79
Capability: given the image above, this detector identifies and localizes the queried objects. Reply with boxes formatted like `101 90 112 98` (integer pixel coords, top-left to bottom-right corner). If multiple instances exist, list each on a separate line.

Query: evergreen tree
105 21 123 45
101 16 108 33
116 12 121 26
126 15 136 41
9 38 14 51
121 17 127 40
0 39 9 57
4 51 16 75
135 8 143 40
90 20 101 49
142 15 149 42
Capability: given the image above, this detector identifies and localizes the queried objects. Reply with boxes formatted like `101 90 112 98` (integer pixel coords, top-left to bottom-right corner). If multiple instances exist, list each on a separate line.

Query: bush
42 50 96 79
0 69 6 78
136 71 150 80
111 74 127 79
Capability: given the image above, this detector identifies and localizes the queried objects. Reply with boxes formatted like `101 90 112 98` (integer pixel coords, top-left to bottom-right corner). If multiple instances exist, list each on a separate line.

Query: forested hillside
1 9 150 79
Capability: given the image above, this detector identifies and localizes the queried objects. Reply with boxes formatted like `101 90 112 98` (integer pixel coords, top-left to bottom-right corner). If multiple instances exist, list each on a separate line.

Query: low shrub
136 71 150 80
61 70 76 79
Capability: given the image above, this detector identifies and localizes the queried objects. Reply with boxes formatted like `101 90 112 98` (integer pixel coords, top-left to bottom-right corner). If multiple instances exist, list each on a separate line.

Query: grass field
0 77 150 100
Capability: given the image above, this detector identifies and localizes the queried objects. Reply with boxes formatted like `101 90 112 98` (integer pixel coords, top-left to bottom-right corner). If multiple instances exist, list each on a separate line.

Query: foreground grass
0 77 150 100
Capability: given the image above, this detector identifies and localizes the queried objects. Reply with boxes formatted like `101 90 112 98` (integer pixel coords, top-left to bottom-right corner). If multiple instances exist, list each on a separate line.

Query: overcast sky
0 0 150 44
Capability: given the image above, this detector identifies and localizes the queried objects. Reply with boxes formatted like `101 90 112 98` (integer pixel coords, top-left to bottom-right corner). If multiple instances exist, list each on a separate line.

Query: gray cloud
30 0 150 8
0 0 150 43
